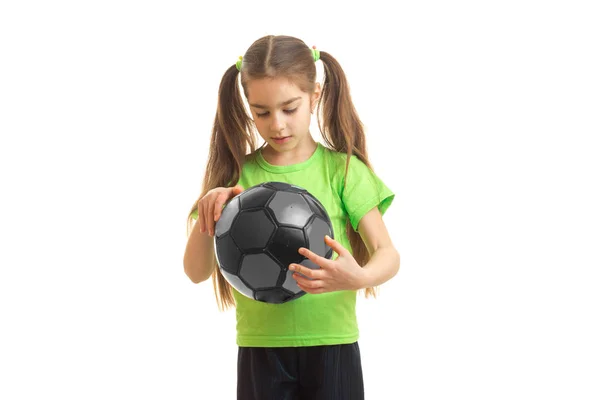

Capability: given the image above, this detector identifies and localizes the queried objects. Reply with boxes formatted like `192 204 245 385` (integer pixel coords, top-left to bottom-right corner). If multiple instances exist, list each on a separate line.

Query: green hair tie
235 56 243 71
311 45 320 62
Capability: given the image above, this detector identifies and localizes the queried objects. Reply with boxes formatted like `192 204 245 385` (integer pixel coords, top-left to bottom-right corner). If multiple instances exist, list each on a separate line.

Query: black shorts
237 341 364 400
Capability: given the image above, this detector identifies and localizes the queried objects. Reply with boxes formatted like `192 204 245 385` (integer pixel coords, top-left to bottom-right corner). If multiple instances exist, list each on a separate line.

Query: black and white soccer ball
214 181 334 304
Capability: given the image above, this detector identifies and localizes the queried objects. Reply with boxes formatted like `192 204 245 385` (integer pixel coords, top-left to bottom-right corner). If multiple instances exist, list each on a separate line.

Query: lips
272 136 291 144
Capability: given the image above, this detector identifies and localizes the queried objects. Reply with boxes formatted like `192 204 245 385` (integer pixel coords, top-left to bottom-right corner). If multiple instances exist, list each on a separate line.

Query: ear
311 82 321 113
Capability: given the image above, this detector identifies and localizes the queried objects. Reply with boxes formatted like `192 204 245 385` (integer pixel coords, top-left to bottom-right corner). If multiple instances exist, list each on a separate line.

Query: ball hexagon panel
302 193 329 222
255 287 295 304
305 216 333 258
240 253 282 289
215 234 243 275
231 209 276 251
239 185 275 210
282 269 303 294
215 196 240 238
220 269 254 299
267 226 306 267
268 191 313 228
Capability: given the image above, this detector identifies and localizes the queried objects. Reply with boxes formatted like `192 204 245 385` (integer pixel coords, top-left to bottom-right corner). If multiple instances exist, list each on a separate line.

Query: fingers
207 192 229 235
214 186 244 224
203 197 212 236
289 263 321 279
196 200 205 233
294 273 323 289
293 273 325 293
198 185 245 236
298 246 333 270
324 235 347 256
213 192 229 223
232 184 244 195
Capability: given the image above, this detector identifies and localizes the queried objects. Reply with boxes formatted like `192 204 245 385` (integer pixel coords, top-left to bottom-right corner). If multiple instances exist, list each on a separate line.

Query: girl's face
246 76 319 155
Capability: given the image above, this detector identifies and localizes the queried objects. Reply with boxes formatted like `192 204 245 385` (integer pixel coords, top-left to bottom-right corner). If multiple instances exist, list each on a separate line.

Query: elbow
183 263 198 283
392 248 401 276
184 267 210 284
186 272 203 284
183 258 210 284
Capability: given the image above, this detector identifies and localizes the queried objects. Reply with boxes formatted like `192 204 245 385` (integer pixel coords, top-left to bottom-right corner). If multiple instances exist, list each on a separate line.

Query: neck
262 136 318 166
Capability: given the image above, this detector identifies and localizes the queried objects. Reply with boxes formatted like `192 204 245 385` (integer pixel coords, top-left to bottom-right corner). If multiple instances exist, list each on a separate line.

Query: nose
269 112 285 132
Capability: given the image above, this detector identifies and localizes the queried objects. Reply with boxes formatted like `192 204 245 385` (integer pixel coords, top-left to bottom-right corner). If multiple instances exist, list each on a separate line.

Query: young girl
183 35 400 400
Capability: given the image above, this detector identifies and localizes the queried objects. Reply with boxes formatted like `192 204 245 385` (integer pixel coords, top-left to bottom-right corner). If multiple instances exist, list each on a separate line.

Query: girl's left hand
290 235 366 294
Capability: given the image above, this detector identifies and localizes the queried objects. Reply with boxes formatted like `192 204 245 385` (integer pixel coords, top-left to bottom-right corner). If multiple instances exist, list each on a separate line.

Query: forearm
360 246 400 288
183 222 217 283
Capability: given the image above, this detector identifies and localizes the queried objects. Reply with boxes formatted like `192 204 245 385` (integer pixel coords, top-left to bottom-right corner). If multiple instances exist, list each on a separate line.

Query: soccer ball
214 181 334 304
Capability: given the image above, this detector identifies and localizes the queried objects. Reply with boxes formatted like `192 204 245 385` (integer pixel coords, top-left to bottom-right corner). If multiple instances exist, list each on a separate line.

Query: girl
183 35 400 400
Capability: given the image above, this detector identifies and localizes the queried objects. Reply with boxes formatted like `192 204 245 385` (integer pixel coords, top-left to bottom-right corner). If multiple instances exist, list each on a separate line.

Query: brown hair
186 35 379 310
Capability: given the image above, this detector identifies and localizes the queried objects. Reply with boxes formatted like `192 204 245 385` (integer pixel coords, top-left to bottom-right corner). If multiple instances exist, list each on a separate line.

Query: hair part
186 35 378 310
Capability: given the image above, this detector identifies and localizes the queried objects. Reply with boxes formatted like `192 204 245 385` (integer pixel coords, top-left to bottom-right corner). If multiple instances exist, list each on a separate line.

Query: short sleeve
341 155 395 231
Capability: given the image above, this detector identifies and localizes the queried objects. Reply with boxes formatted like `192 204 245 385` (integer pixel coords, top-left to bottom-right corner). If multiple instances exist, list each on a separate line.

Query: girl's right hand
197 185 244 236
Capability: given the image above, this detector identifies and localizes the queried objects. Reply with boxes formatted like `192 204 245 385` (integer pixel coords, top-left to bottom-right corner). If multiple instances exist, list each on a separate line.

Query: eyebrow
249 97 302 109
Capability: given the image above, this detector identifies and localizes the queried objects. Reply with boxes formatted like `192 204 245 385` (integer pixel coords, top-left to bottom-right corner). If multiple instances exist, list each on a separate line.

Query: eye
256 109 298 118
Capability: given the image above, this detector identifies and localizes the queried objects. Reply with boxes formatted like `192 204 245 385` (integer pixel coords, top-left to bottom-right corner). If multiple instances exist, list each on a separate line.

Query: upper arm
339 155 395 232
357 206 395 256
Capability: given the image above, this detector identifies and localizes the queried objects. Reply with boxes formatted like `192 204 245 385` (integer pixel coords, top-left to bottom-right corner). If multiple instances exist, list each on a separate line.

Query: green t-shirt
231 142 394 347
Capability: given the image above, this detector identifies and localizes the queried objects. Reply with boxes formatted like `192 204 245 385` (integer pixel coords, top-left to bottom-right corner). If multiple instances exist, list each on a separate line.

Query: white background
1 0 599 399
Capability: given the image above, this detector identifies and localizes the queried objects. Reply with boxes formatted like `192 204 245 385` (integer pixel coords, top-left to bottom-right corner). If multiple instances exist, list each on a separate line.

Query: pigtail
186 64 257 311
318 51 379 299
